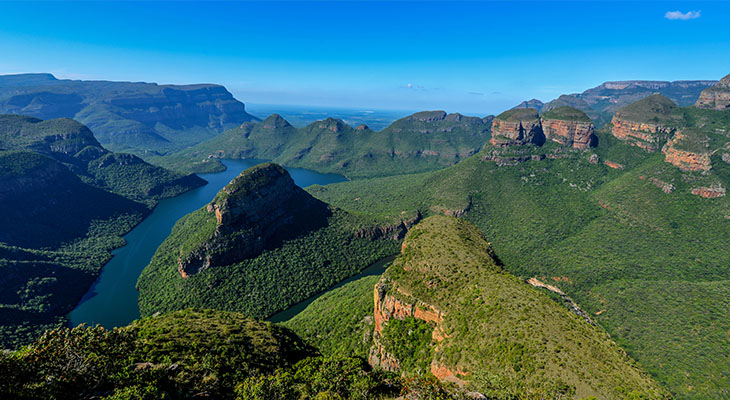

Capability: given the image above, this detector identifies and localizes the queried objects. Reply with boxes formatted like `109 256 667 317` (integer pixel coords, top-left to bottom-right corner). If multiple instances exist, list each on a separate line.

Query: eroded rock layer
696 74 730 110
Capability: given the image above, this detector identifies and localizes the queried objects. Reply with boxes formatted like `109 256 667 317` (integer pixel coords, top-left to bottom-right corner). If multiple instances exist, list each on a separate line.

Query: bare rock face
540 107 595 149
691 184 726 198
177 163 329 277
610 94 683 152
489 108 543 146
696 74 730 110
662 130 712 172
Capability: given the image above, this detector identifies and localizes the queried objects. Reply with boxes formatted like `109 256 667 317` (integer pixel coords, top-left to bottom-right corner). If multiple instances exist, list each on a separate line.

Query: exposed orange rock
430 360 468 386
604 161 624 170
610 116 674 152
541 118 594 149
696 74 730 110
489 118 542 146
691 184 726 198
662 131 712 172
370 280 443 372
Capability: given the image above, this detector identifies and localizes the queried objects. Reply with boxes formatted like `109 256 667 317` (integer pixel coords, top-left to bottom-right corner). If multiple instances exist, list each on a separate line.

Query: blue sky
0 1 728 115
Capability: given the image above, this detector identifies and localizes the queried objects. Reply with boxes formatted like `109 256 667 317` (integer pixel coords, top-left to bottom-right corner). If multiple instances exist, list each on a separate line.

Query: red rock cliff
696 74 730 110
610 116 675 152
541 118 594 149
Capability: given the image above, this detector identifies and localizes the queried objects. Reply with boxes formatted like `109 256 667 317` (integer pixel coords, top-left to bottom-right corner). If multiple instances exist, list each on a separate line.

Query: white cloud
665 10 701 20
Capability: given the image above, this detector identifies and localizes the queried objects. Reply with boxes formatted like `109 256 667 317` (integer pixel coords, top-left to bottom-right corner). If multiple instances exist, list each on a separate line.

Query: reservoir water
68 159 347 328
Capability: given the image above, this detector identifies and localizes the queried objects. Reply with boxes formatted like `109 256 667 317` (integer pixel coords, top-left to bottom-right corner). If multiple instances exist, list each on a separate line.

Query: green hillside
0 115 205 348
374 215 668 399
282 275 381 360
138 163 400 320
307 105 730 398
158 110 491 178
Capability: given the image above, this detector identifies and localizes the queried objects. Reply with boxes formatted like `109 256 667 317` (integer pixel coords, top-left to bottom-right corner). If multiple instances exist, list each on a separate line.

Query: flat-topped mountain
370 216 668 399
489 108 543 146
162 110 492 178
696 74 730 110
0 73 258 155
541 106 595 149
516 79 716 126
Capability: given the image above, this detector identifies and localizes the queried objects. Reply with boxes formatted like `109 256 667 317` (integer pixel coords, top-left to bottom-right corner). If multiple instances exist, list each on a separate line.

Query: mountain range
1 73 730 399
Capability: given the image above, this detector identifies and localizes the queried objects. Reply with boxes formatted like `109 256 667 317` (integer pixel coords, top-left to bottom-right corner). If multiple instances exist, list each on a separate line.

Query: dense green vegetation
159 111 492 178
613 94 684 125
0 115 204 349
138 164 400 319
282 275 381 359
541 106 592 122
495 107 539 121
308 105 730 399
376 216 668 399
1 308 465 400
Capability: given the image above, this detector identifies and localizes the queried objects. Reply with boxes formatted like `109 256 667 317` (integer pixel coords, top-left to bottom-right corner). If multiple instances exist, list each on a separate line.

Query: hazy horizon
1 1 728 115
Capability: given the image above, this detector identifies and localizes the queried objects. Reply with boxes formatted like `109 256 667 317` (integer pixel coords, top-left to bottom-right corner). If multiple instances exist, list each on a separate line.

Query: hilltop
157 110 492 178
308 81 730 398
0 73 258 155
371 215 668 399
137 163 401 320
516 79 716 126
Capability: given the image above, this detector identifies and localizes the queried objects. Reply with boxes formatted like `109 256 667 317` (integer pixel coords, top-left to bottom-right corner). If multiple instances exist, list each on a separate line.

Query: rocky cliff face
696 74 730 110
489 108 543 146
540 107 595 149
541 118 594 149
661 130 712 172
0 73 258 154
177 163 329 277
611 116 675 152
610 94 683 152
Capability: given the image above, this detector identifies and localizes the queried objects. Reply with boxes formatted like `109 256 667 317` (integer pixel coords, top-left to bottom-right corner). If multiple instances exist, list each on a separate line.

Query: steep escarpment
0 73 258 154
370 216 669 399
540 106 595 149
176 163 330 277
610 94 683 151
138 162 400 320
489 108 543 146
696 74 730 110
661 128 713 172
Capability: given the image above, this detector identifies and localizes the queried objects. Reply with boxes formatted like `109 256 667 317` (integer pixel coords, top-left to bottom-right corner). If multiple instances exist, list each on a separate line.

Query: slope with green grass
159 110 492 178
307 104 730 398
372 215 669 399
0 115 205 348
137 163 400 320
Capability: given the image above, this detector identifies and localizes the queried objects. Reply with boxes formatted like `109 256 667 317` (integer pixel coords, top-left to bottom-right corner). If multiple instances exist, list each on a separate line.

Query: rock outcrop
610 94 683 152
691 184 726 198
177 163 329 277
368 216 670 399
540 107 595 149
661 129 712 172
489 108 543 146
696 74 730 110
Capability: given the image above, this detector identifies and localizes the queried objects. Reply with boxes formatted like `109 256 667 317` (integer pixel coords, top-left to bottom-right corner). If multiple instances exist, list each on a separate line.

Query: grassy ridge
308 127 730 398
379 216 669 399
